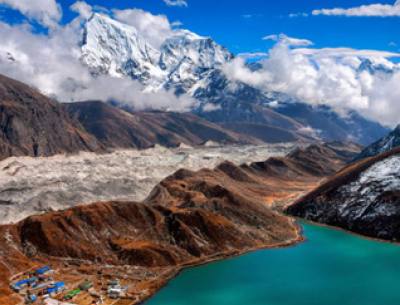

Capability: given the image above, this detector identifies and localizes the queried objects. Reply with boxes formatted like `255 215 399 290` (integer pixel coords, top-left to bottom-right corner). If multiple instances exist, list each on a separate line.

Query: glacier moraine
0 144 295 224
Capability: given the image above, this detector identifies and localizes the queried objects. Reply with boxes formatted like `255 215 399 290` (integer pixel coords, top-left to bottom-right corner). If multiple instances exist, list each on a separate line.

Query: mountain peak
81 13 232 94
82 12 163 82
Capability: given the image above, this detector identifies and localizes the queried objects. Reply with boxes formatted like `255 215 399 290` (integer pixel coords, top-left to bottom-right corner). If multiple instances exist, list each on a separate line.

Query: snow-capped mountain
82 14 163 84
355 125 400 160
80 13 389 145
81 13 232 92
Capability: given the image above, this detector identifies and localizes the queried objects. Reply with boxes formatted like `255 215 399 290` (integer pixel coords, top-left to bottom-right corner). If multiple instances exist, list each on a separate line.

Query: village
9 265 149 305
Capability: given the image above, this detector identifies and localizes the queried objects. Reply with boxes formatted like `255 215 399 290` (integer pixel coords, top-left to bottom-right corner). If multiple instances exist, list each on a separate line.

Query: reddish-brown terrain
0 142 360 304
0 74 103 160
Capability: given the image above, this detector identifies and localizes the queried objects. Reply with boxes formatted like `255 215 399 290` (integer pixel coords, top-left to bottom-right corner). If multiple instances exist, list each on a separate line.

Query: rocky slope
0 74 103 160
64 101 260 149
0 142 360 304
0 143 295 224
355 125 400 160
287 147 400 241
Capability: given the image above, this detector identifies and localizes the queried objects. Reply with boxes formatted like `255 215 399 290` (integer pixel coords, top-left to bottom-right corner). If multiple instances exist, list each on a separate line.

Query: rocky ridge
287 147 400 241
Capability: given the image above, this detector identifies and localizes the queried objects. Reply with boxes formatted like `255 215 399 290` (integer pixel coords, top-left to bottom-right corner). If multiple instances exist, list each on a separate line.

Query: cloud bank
313 1 400 17
224 37 400 127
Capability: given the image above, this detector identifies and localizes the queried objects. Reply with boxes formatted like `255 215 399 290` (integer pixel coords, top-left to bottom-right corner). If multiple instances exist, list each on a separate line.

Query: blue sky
1 0 399 55
21 0 400 55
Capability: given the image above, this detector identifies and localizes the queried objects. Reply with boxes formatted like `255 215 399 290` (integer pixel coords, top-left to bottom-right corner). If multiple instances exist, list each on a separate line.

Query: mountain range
0 13 390 153
0 73 266 160
79 13 389 146
0 6 399 305
0 72 364 161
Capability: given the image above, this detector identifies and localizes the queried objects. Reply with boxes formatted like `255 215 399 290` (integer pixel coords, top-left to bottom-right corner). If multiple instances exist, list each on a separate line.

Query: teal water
146 223 400 305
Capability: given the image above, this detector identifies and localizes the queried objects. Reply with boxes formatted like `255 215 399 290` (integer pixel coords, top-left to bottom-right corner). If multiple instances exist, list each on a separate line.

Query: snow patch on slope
337 155 400 219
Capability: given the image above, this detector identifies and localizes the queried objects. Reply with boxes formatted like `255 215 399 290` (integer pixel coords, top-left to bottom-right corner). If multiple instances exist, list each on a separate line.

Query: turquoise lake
146 223 400 305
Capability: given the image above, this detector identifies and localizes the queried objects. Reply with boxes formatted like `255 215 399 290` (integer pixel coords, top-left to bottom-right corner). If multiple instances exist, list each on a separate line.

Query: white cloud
163 0 188 7
289 12 309 18
70 1 92 20
112 8 174 48
0 13 196 112
223 39 400 127
292 47 400 60
313 1 400 17
237 52 268 59
0 0 62 28
263 34 313 47
171 20 183 27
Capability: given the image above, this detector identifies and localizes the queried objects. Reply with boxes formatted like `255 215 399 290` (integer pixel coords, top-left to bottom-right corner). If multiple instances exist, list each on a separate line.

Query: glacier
0 144 295 224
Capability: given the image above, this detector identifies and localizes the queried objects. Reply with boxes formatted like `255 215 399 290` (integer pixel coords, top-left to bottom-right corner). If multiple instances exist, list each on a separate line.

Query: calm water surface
147 223 400 305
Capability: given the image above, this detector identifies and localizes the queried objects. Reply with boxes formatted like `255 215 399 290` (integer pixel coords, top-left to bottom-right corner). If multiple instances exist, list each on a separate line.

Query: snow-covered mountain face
81 13 232 93
355 125 400 160
288 150 400 241
82 14 164 84
79 13 389 145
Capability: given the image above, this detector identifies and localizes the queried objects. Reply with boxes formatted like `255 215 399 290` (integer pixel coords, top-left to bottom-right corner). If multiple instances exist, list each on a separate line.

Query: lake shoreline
145 222 400 305
140 217 305 305
296 218 400 247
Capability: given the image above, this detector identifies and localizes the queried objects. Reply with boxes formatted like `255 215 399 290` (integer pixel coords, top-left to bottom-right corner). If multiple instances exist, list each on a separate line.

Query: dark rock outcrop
287 147 400 241
0 74 103 160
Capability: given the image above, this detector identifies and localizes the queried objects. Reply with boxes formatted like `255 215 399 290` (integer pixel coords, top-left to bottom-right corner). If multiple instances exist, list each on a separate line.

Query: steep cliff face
287 147 400 241
0 74 103 160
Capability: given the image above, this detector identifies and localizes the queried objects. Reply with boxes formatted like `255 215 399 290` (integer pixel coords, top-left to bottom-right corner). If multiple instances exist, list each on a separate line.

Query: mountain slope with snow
287 147 400 241
80 13 389 146
355 125 400 160
82 13 232 92
82 13 164 84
